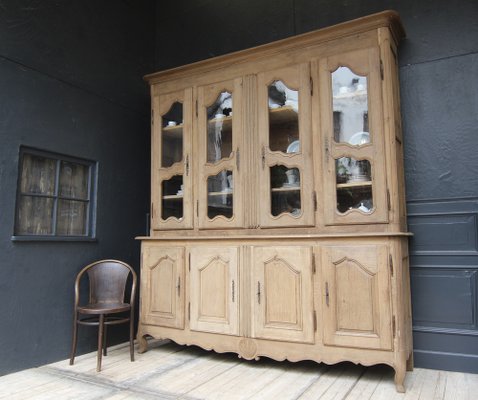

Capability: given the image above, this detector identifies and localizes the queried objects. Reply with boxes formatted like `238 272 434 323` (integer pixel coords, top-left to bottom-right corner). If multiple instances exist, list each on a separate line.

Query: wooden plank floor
0 340 477 399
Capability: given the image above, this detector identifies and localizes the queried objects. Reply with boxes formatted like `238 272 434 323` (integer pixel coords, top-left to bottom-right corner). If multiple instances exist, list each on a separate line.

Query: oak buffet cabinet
137 11 412 392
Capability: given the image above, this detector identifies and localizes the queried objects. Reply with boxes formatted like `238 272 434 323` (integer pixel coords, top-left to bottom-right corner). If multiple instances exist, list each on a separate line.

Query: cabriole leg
137 327 148 354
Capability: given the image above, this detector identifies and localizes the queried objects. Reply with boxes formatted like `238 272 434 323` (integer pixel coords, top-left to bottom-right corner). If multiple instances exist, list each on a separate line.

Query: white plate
348 131 370 145
286 140 300 154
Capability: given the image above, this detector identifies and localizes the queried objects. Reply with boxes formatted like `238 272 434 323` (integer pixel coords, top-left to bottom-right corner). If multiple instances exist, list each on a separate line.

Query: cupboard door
318 48 388 225
251 246 314 343
258 64 315 228
153 88 193 230
189 246 240 335
321 244 392 350
197 79 244 229
141 245 185 329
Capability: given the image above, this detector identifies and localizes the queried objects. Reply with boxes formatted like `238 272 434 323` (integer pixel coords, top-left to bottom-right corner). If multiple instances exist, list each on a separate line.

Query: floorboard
0 341 477 400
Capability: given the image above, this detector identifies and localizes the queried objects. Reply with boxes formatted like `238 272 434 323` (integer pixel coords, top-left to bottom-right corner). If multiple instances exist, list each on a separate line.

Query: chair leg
69 312 79 366
97 314 105 372
103 323 107 356
129 316 135 362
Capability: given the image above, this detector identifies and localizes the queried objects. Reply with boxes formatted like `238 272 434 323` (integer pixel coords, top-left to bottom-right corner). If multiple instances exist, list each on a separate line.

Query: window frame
12 146 98 242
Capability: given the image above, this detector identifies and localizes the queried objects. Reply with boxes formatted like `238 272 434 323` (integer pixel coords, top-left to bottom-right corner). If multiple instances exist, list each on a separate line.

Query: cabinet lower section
138 236 412 392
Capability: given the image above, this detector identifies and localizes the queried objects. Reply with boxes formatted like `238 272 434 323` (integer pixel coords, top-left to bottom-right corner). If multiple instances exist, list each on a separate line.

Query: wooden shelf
333 89 367 100
162 194 183 200
208 116 232 130
208 191 233 196
271 186 300 192
269 106 298 125
336 181 372 189
162 125 183 138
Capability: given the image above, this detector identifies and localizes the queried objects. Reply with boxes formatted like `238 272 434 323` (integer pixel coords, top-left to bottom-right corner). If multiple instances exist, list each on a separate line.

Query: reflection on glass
161 175 183 220
207 170 233 219
20 154 56 195
59 161 89 199
332 67 370 145
57 200 87 235
268 80 300 153
270 165 301 217
16 196 54 235
336 158 373 214
207 91 233 163
162 102 183 168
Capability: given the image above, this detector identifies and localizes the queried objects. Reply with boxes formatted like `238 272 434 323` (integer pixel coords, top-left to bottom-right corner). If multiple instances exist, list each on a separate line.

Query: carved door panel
141 245 185 328
153 88 194 230
251 246 314 343
257 64 315 228
321 244 392 350
189 246 239 335
317 48 388 225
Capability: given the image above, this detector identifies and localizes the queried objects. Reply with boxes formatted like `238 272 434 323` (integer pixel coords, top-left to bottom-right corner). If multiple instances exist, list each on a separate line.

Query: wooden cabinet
138 11 412 393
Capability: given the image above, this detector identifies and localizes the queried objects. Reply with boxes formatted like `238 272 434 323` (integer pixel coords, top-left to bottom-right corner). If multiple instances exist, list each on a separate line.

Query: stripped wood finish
0 341 477 399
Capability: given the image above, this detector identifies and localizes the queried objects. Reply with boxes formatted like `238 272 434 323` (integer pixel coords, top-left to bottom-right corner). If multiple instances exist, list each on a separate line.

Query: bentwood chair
69 259 137 371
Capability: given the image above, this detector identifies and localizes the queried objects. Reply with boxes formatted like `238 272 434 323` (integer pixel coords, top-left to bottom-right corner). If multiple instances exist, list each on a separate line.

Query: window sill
11 235 98 243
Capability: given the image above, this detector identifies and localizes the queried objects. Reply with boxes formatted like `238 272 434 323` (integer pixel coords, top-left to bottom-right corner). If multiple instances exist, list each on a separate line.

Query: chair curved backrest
74 259 137 307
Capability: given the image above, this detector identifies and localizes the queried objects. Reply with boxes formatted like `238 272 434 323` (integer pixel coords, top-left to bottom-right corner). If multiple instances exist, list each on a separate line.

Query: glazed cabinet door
321 244 392 350
141 245 185 329
251 246 315 343
189 246 240 335
152 88 193 230
258 64 315 228
318 48 388 225
197 79 244 229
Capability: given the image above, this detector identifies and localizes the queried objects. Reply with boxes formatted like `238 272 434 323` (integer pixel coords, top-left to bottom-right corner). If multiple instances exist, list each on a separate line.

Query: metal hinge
392 315 396 338
188 253 191 272
310 76 313 96
389 254 394 277
196 200 199 217
312 253 316 274
313 191 318 212
151 203 154 219
151 109 154 125
261 146 266 169
380 59 384 80
188 303 191 320
324 137 330 163
195 99 198 117
387 189 391 210
236 148 240 171
313 310 317 332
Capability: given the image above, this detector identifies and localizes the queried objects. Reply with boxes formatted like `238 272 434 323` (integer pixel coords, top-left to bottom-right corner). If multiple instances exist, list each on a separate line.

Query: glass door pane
270 166 301 217
161 101 183 168
161 175 183 220
268 80 300 153
207 92 233 163
335 158 373 213
207 170 233 219
332 67 370 145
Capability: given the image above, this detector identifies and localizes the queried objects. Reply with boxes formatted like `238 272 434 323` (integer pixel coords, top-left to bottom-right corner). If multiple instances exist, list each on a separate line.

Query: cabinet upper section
146 11 407 236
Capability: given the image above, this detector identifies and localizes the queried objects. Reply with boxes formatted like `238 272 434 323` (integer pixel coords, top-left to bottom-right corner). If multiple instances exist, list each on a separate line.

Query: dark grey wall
0 1 154 375
155 0 478 372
